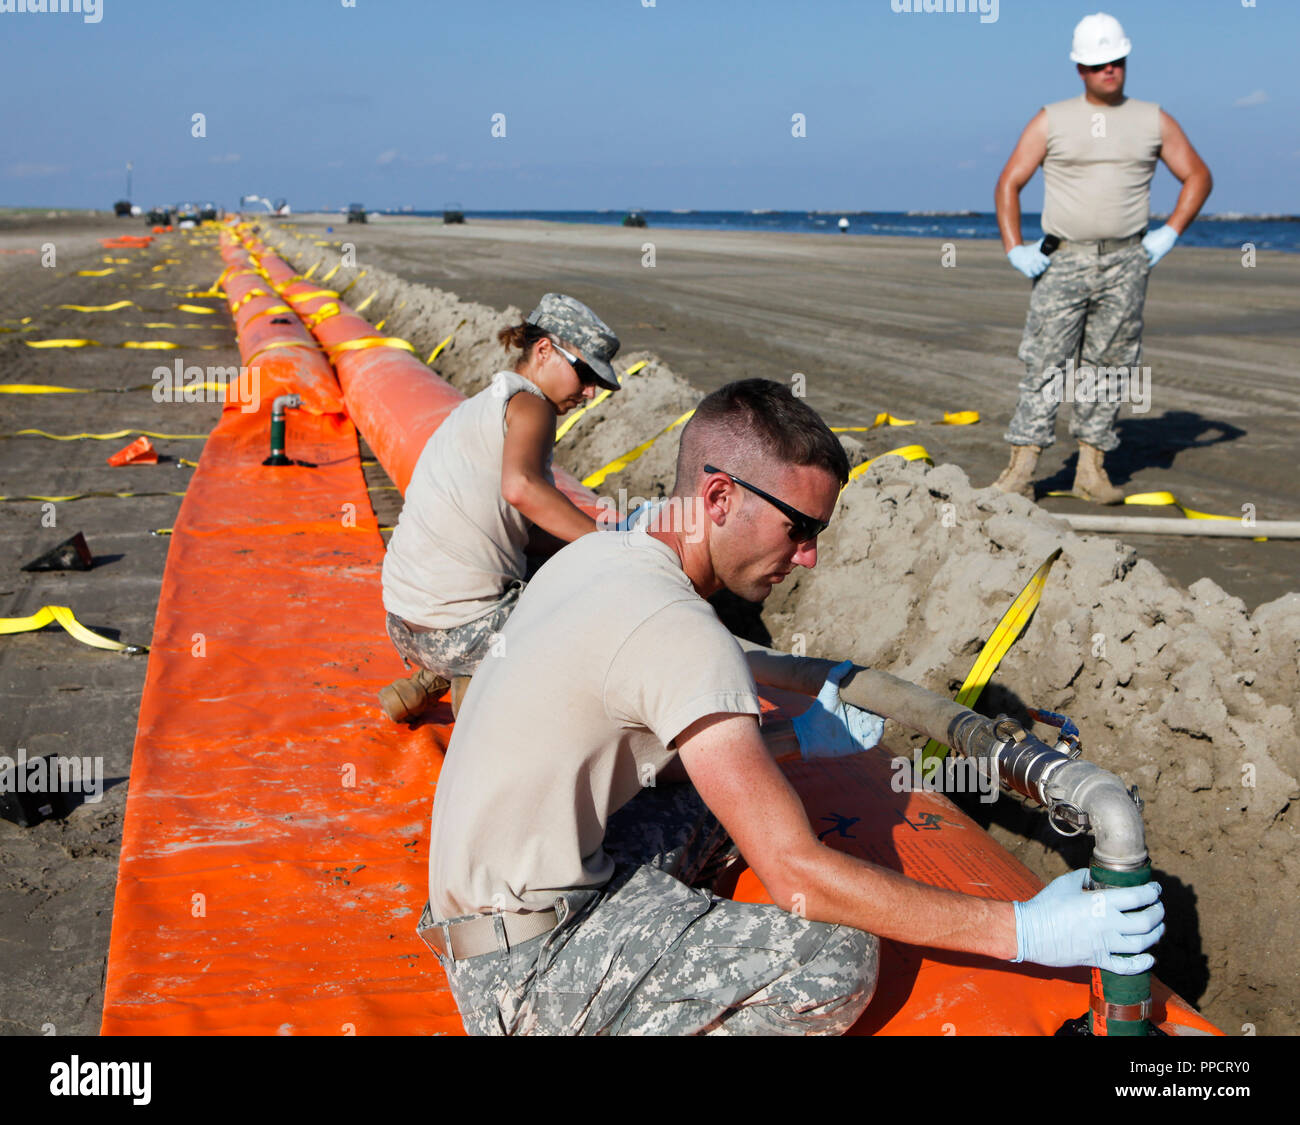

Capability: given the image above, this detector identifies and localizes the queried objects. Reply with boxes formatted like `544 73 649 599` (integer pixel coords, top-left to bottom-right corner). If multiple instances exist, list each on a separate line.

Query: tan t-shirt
428 529 762 918
382 372 554 630
1042 94 1162 242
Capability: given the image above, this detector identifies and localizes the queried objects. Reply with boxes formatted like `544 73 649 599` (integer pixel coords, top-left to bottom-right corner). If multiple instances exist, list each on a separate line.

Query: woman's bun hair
498 321 551 358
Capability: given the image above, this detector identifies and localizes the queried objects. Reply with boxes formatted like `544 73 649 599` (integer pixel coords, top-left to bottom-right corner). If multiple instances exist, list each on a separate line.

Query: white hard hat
1069 12 1132 66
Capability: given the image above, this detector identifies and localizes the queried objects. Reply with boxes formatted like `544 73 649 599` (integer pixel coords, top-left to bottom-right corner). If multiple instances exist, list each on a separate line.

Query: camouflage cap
526 293 621 391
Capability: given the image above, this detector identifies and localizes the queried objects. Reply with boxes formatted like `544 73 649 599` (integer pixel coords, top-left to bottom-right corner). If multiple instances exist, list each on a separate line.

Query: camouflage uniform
417 782 880 1035
1005 242 1150 453
386 581 523 679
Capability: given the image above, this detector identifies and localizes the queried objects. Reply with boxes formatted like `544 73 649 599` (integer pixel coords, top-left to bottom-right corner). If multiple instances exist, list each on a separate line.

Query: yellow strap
426 318 469 364
288 288 340 303
1122 490 1237 522
119 340 180 350
304 302 342 329
320 261 342 283
338 270 368 296
942 410 980 425
23 339 100 348
833 410 979 433
582 408 696 488
303 260 320 279
76 268 115 277
0 605 146 653
353 292 377 313
1 428 206 441
243 339 322 365
1 383 87 395
177 304 218 315
847 444 934 482
555 360 648 442
921 548 1063 764
242 304 294 326
229 288 271 312
325 337 416 363
59 300 136 313
374 318 386 331
0 490 186 503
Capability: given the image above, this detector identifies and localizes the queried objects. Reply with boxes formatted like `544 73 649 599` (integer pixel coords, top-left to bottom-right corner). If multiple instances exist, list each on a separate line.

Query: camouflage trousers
418 782 880 1036
385 581 523 679
1006 242 1150 452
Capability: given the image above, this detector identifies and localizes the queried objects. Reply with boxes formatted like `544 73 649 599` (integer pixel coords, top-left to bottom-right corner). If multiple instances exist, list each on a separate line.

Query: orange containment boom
217 232 344 415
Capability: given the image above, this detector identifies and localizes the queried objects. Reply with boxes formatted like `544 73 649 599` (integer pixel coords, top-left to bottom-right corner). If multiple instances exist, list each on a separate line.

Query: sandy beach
2 211 1297 1037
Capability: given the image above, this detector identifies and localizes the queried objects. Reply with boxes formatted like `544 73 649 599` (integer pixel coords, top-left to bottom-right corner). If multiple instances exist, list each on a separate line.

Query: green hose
1090 862 1152 1036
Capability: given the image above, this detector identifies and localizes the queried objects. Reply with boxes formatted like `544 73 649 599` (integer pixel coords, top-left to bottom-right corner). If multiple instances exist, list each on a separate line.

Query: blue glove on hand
1007 241 1051 279
791 660 885 760
1013 869 1165 975
1142 225 1179 267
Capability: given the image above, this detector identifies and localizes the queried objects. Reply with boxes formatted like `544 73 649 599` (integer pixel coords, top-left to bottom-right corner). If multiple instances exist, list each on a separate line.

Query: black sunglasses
550 340 604 387
704 464 830 544
1085 58 1126 73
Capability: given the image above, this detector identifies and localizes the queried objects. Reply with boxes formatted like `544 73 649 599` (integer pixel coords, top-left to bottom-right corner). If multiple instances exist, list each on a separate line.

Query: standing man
991 12 1212 501
417 380 1164 1036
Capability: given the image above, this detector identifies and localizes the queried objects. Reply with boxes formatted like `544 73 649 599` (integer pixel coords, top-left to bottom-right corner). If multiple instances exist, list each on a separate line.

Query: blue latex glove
1142 224 1179 267
1013 869 1165 975
791 660 885 760
1007 241 1051 279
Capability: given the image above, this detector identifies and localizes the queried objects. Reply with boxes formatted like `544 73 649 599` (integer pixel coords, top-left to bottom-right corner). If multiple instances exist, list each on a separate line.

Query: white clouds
209 153 242 164
1232 90 1269 108
376 149 399 165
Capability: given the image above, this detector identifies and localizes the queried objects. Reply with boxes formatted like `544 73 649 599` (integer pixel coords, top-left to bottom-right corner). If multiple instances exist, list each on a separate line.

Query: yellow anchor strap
920 548 1063 763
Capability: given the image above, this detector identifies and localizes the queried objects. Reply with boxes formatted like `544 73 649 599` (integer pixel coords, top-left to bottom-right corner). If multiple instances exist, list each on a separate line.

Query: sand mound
263 221 1299 1033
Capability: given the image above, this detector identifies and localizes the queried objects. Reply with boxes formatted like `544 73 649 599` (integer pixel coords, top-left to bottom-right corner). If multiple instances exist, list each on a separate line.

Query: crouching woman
379 294 622 720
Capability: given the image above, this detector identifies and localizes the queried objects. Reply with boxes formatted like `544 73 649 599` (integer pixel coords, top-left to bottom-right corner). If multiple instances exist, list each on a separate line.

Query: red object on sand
107 436 158 466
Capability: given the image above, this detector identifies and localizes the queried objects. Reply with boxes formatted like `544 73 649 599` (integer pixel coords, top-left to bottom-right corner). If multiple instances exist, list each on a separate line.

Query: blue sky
1 0 1295 214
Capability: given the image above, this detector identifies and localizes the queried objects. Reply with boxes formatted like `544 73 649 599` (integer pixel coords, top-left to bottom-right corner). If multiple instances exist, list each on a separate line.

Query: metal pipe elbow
1044 759 1148 871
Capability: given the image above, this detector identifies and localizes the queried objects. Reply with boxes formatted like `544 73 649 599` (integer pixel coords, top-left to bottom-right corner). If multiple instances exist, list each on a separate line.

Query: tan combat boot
991 444 1041 499
1072 441 1125 504
378 667 449 722
449 675 472 719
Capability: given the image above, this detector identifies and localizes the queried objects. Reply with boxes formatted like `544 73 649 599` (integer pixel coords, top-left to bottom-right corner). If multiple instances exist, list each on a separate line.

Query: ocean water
380 209 1300 253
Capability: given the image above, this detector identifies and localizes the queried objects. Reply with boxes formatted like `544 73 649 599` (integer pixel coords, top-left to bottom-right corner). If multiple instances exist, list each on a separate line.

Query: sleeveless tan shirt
382 372 554 630
1041 94 1162 242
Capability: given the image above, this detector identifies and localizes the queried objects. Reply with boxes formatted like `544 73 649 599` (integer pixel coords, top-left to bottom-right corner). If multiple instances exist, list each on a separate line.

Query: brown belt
1054 230 1146 256
421 907 560 962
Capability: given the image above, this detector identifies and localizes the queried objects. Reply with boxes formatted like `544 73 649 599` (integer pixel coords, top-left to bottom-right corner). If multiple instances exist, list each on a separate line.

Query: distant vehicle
145 206 172 226
443 202 465 225
113 199 132 217
175 202 200 228
199 202 218 221
347 203 367 224
272 198 291 216
622 209 647 228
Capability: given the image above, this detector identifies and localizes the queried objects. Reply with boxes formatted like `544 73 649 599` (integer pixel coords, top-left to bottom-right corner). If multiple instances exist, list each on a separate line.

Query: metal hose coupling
944 712 1148 871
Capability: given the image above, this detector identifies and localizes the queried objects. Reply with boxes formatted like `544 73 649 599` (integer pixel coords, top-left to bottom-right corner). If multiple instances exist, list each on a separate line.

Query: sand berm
263 222 1299 1034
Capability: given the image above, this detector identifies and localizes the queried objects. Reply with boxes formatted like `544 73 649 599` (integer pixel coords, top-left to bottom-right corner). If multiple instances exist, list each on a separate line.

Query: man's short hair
674 378 850 491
